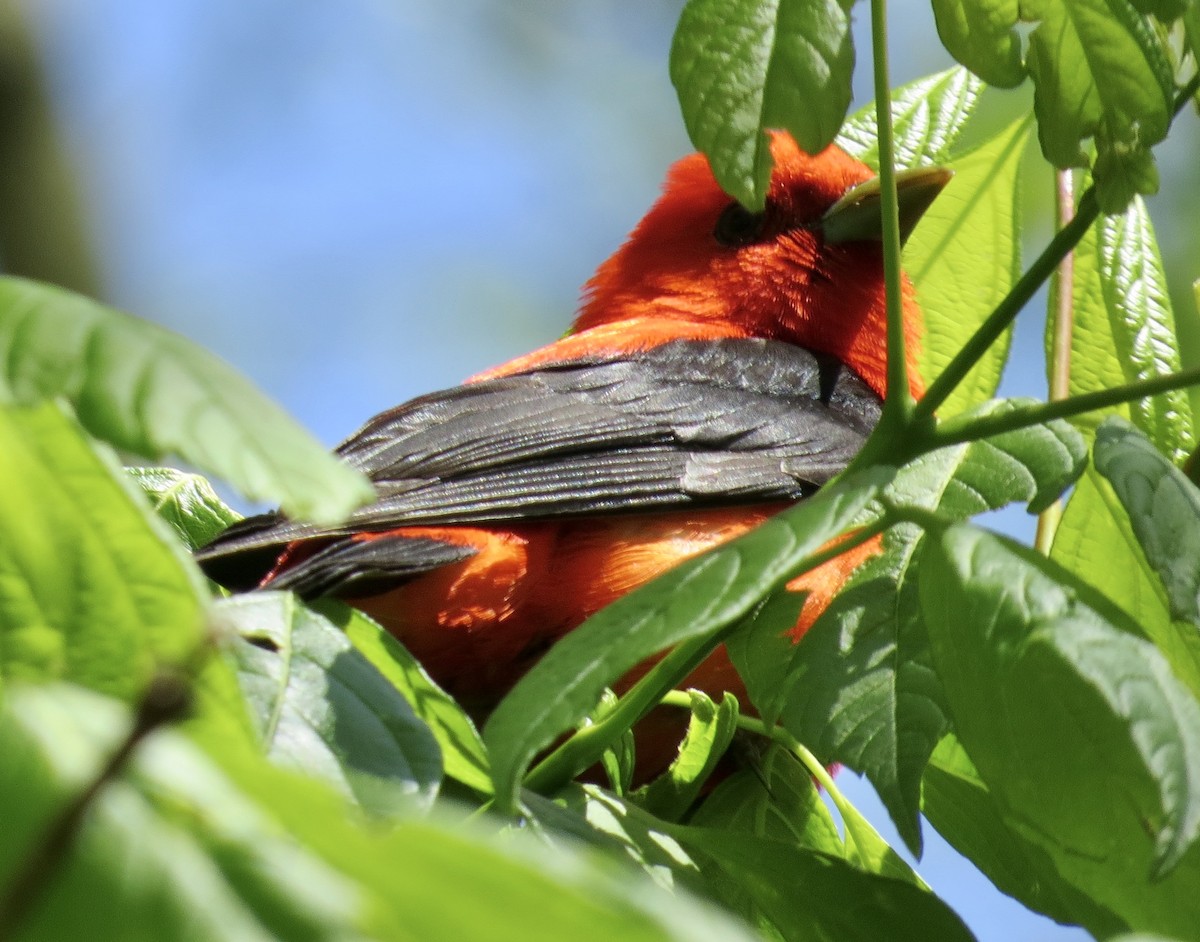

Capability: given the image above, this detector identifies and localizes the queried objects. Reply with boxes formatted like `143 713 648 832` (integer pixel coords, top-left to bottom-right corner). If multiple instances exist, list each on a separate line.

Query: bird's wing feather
196 337 880 592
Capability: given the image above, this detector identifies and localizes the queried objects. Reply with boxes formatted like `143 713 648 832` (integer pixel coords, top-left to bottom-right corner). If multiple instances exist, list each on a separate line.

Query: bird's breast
347 503 877 717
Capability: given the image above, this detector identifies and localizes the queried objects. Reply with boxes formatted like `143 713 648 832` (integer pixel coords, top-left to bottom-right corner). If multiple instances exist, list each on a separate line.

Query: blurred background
5 1 1198 939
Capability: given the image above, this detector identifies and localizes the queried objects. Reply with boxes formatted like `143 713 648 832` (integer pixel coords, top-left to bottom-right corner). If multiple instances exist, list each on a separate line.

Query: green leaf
1056 197 1192 458
1096 199 1194 458
837 66 984 170
1188 3 1200 69
1051 465 1200 700
1093 129 1161 209
1024 0 1173 208
544 786 708 895
218 592 443 815
595 689 638 796
1094 419 1200 631
669 0 853 209
483 467 893 812
127 466 242 551
1109 936 1194 942
1130 0 1189 17
922 734 1127 936
555 772 944 939
930 0 1025 87
0 683 761 942
0 403 204 699
692 744 845 859
326 601 492 794
906 117 1029 413
732 405 1086 854
690 749 847 928
921 524 1200 933
0 276 373 523
941 399 1089 516
676 827 975 942
0 683 367 941
826 775 926 888
634 691 739 821
364 819 763 942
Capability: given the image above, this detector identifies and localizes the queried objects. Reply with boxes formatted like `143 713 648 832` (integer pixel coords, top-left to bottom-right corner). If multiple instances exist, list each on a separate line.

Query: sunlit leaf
906 117 1029 413
1024 0 1173 209
1051 466 1200 700
0 684 760 942
0 403 204 699
127 467 241 551
549 786 708 895
930 0 1025 87
1096 202 1194 458
0 276 373 523
0 683 365 941
922 735 1127 937
922 525 1200 933
670 0 853 208
218 592 443 815
1092 421 1200 680
837 66 984 169
326 601 491 794
634 691 738 822
677 827 974 942
1188 3 1200 68
1057 198 1193 459
731 405 1085 853
692 744 844 858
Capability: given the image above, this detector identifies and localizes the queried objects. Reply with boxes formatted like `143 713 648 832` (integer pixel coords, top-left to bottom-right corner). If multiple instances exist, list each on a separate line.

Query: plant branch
931 365 1200 447
0 671 192 942
870 0 911 420
1035 168 1077 555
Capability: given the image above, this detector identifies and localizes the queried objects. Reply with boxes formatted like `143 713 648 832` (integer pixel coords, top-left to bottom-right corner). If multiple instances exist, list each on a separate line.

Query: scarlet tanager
198 133 949 774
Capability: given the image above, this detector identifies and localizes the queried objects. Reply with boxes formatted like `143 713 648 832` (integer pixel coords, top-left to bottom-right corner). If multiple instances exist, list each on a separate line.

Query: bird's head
576 132 949 398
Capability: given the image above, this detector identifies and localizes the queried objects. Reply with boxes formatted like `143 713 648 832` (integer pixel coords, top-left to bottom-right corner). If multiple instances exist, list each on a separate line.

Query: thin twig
870 0 911 420
931 364 1200 447
1034 168 1077 555
0 671 193 942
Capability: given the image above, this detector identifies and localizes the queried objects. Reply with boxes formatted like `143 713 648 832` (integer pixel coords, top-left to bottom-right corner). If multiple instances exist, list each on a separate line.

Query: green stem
0 671 192 942
522 518 893 794
787 738 879 857
1034 168 1077 555
932 365 1200 447
870 0 911 420
659 691 874 859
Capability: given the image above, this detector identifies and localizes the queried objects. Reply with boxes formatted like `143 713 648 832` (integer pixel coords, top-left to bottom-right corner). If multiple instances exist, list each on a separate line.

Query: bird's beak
820 165 954 246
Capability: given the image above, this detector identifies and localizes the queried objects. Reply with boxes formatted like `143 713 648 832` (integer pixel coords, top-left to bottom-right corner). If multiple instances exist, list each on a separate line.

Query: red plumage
198 133 945 779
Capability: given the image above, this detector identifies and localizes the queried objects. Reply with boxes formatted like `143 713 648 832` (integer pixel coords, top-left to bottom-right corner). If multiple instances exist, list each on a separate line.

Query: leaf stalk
870 0 912 422
931 365 1200 448
1034 168 1077 555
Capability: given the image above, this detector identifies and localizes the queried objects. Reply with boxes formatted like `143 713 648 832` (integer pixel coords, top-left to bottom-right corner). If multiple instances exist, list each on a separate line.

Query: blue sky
24 2 1164 938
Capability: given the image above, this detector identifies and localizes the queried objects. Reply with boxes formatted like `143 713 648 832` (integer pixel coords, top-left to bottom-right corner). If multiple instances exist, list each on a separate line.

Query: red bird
199 133 948 772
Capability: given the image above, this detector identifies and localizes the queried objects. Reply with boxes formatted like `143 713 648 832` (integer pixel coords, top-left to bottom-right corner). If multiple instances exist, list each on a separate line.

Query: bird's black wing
197 337 881 595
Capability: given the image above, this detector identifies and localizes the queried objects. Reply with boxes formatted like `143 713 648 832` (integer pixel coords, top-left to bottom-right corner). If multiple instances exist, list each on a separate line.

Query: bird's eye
713 202 767 247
